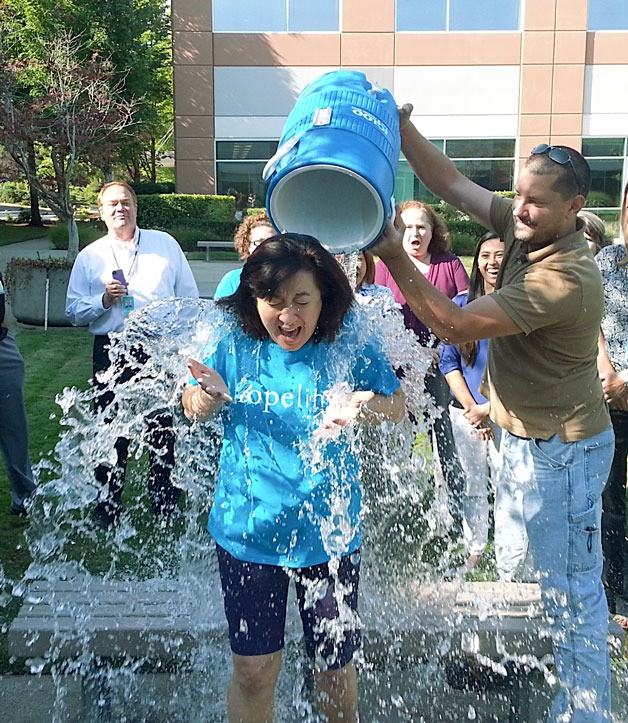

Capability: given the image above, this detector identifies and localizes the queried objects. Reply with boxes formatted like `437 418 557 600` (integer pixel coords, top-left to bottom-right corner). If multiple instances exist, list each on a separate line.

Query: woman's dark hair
217 233 354 343
457 231 503 366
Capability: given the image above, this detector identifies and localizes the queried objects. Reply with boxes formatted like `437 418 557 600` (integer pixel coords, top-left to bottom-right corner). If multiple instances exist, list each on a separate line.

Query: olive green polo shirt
480 195 610 442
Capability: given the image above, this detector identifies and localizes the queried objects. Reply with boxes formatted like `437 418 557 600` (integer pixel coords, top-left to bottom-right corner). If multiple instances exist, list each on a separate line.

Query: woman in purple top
375 200 469 533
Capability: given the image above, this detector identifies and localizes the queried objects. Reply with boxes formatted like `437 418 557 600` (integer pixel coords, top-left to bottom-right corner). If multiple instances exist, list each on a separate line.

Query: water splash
2 295 568 720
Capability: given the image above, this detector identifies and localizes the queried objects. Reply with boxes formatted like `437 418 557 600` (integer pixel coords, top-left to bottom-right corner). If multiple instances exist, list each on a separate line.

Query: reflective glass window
445 139 516 158
588 0 628 30
288 0 339 31
582 138 625 157
213 0 284 32
586 159 624 208
215 139 280 206
216 161 269 208
449 0 520 31
395 139 515 203
213 0 339 32
216 141 279 160
396 0 520 31
396 0 446 31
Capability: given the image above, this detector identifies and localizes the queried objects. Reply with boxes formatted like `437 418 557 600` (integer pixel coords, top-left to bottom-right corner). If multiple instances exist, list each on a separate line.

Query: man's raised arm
399 104 494 228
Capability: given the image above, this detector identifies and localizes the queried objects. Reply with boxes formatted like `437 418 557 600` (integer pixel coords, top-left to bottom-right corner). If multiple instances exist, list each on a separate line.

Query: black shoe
9 504 28 517
89 503 120 530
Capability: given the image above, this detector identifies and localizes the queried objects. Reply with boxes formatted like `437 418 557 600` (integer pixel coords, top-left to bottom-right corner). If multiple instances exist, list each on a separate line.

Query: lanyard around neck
110 229 141 280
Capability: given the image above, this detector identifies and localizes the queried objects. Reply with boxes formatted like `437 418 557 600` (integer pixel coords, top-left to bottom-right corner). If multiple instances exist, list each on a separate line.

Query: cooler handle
262 134 302 181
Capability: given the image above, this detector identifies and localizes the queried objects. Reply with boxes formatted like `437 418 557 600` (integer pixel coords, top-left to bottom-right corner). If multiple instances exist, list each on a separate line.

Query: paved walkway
0 237 241 300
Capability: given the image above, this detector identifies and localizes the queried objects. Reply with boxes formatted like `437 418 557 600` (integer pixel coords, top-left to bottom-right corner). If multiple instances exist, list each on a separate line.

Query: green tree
1 0 172 183
0 0 171 252
19 0 172 181
0 31 135 260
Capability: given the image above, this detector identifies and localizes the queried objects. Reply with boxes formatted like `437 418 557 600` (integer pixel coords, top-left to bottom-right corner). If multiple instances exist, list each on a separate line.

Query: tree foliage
0 0 172 256
0 31 136 259
1 0 172 181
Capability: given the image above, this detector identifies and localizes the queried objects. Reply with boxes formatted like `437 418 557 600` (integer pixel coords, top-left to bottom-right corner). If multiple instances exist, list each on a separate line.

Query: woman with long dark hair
182 233 405 722
439 232 507 570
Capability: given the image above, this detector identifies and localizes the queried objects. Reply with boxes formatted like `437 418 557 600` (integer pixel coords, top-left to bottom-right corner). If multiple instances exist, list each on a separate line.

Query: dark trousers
0 335 36 508
602 408 628 612
93 335 179 520
425 367 465 532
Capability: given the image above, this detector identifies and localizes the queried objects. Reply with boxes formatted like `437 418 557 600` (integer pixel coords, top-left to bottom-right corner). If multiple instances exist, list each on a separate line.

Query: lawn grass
0 327 92 672
0 224 52 246
0 328 92 580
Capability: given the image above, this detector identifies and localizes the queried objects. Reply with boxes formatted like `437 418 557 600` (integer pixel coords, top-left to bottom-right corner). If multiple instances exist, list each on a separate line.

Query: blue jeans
499 427 614 723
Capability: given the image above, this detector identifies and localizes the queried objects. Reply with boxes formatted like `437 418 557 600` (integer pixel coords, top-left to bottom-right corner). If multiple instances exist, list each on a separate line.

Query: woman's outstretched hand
187 358 233 403
312 391 377 439
183 358 232 421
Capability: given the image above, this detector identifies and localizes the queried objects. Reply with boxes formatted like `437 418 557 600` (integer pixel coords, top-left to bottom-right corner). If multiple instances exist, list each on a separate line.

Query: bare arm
597 331 628 410
444 369 477 410
399 105 494 227
357 387 406 425
372 220 521 343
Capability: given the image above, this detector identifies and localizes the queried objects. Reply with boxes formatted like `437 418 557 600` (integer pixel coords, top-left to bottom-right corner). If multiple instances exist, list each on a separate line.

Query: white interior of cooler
269 165 384 253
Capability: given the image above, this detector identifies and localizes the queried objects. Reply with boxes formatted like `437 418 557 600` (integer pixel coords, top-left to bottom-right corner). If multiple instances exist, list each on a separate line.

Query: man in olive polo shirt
373 106 613 723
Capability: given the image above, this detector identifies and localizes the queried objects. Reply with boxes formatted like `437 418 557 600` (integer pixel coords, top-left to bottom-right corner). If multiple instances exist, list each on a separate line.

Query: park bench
8 578 624 722
196 240 235 261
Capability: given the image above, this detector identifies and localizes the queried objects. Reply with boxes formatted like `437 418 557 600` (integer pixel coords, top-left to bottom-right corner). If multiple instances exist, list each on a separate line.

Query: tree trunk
66 215 79 262
27 141 43 227
150 137 157 183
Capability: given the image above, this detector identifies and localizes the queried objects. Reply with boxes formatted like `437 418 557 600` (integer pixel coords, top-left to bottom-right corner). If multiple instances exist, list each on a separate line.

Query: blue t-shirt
200 313 400 567
438 291 489 405
213 268 242 299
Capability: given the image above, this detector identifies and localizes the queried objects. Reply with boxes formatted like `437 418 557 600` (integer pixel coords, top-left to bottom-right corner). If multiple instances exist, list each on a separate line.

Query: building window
582 138 626 233
396 0 520 32
216 140 279 209
395 139 516 203
213 0 340 32
587 0 628 31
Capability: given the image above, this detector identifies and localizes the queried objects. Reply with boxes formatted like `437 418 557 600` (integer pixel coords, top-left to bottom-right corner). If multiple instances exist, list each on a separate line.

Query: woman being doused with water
182 234 405 723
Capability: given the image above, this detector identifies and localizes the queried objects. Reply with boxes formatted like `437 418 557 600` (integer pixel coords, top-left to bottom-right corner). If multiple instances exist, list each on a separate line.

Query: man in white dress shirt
66 182 199 527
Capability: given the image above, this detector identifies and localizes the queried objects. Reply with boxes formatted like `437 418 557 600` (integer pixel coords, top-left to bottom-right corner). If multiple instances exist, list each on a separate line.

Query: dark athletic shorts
216 544 361 670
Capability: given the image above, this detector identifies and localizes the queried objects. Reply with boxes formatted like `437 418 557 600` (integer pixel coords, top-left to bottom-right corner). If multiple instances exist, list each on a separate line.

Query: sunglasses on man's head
531 144 582 195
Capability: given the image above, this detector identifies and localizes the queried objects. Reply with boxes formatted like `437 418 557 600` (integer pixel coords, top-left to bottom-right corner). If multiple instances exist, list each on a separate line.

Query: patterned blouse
596 244 628 371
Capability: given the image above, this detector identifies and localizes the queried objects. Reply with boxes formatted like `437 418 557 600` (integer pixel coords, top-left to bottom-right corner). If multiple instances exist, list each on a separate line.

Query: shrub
49 220 105 250
430 202 487 255
130 181 176 195
0 181 29 204
137 194 237 243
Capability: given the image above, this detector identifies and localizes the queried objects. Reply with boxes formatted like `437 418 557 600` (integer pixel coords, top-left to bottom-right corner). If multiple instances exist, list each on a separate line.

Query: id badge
121 294 135 317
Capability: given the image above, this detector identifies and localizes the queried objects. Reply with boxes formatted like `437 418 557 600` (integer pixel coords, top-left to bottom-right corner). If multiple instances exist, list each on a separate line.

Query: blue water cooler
263 71 400 253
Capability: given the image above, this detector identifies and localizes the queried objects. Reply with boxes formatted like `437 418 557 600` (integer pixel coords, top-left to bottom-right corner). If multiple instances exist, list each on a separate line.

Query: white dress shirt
65 228 199 335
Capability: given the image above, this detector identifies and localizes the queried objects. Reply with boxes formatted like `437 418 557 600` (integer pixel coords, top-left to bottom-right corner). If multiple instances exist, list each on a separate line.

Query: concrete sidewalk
0 237 241 300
